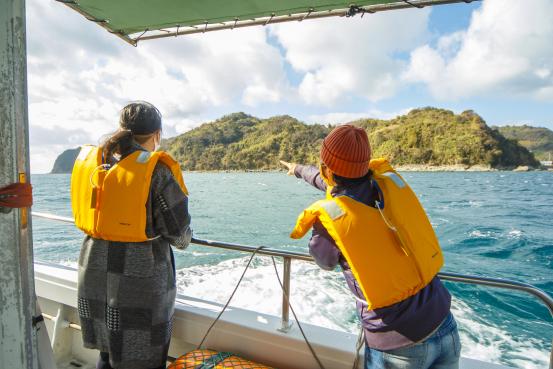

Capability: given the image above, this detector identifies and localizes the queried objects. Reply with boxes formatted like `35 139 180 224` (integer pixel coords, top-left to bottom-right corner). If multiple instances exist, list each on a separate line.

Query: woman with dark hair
71 101 191 369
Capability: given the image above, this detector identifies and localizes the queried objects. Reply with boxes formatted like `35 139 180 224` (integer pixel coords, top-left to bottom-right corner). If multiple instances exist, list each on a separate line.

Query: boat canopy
57 0 475 45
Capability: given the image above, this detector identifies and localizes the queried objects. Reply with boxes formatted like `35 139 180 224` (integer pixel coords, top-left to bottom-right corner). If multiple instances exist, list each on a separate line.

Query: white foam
451 299 548 369
469 230 498 239
176 257 550 369
507 229 523 238
176 257 356 332
58 260 78 269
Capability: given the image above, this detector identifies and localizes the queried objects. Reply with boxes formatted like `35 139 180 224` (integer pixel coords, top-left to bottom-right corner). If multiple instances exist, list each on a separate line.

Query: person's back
72 102 191 369
282 125 460 369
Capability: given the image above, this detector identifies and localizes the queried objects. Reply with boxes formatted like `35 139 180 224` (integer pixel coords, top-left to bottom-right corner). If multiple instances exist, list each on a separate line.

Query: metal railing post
278 257 293 333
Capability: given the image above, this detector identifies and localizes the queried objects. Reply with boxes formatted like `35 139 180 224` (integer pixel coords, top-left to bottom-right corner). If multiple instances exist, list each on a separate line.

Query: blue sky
26 0 553 172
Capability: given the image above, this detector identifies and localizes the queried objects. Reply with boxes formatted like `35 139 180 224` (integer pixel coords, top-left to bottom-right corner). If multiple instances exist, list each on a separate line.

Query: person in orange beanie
281 124 460 369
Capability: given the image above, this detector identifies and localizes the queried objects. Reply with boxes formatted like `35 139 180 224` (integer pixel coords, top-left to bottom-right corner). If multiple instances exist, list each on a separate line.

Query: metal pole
0 0 39 368
279 257 293 332
130 0 478 43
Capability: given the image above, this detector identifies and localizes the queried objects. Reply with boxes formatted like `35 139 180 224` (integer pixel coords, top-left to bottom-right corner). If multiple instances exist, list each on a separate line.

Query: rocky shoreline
392 164 545 172
394 164 495 172
186 165 548 173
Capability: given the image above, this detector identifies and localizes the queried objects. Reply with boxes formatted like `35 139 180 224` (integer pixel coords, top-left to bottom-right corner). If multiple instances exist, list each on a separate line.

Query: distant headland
50 147 81 174
51 108 552 173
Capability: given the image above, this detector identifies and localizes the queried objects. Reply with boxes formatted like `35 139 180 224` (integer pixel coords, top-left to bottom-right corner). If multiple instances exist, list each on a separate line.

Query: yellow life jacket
70 145 188 242
291 158 443 309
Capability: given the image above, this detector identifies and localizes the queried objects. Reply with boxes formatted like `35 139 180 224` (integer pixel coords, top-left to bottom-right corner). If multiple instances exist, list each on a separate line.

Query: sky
25 0 553 173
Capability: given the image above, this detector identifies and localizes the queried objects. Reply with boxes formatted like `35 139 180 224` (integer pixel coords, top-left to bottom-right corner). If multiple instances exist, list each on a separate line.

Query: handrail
31 211 553 368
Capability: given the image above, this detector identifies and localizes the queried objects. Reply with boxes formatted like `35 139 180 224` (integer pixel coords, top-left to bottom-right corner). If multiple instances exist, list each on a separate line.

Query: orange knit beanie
320 124 371 178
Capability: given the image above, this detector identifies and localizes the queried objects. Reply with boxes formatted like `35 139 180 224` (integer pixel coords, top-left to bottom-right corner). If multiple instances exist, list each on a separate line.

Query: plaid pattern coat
77 145 191 369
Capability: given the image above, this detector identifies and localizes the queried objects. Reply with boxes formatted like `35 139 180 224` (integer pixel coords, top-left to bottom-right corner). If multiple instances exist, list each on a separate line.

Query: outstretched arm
280 160 327 192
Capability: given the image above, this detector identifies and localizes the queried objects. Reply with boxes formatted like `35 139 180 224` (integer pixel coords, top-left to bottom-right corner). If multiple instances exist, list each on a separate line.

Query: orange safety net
168 349 274 369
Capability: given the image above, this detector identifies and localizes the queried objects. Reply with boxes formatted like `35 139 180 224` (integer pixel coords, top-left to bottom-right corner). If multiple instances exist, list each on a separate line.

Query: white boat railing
31 211 553 369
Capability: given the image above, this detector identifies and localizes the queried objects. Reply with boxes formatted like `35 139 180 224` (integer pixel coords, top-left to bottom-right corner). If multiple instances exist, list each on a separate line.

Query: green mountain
351 108 539 168
165 109 539 170
164 112 329 170
53 108 542 172
50 147 80 173
494 125 553 161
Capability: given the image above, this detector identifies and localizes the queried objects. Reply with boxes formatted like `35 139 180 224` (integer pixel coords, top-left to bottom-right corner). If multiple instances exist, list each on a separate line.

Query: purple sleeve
308 220 341 270
294 164 327 192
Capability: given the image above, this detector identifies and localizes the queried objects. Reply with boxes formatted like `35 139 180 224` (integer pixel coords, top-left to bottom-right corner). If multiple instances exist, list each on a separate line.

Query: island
51 108 552 172
50 147 80 174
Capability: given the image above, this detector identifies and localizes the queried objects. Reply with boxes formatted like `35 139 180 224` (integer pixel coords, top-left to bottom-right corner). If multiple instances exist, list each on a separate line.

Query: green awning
57 0 474 45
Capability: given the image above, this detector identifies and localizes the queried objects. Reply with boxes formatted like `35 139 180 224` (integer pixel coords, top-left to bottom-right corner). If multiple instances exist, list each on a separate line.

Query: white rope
352 328 365 369
196 246 264 349
270 257 326 369
375 200 397 232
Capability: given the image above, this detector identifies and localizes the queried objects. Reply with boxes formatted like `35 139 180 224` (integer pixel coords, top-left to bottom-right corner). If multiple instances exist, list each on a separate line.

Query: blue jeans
364 313 461 369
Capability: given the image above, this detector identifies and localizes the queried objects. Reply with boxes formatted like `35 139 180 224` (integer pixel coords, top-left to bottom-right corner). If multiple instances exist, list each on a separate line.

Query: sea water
31 171 552 368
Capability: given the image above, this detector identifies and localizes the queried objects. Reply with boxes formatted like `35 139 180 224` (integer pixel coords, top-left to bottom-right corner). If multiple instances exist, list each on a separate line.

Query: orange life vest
291 158 443 309
70 145 188 242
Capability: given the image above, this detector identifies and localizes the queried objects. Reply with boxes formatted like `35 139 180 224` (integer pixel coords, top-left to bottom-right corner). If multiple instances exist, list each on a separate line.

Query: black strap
32 315 44 327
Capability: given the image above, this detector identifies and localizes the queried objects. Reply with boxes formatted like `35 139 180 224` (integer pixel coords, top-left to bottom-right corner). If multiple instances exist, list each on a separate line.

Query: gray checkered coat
77 147 191 369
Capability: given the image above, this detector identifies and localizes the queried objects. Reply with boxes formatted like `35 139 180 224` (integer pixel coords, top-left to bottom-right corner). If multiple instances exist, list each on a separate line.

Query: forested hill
164 109 539 170
164 113 329 170
351 108 539 168
495 125 553 161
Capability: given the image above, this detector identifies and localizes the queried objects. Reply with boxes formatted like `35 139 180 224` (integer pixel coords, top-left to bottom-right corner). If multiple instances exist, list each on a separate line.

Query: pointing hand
279 160 297 176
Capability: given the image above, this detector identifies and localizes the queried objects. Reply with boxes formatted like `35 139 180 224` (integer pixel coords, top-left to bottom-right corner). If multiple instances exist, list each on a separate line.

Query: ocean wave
451 299 548 369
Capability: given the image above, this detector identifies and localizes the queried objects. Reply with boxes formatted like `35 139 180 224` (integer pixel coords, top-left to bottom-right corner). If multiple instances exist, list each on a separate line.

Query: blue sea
31 171 552 368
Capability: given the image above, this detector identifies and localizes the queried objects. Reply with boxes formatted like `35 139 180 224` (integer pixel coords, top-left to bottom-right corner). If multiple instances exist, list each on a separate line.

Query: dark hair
333 170 372 187
101 101 162 163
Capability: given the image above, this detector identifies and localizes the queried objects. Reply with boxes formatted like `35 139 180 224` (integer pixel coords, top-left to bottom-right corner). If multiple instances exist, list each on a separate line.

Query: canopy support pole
0 0 40 368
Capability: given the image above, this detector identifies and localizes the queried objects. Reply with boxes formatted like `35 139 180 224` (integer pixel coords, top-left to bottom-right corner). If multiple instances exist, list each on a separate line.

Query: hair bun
119 101 162 135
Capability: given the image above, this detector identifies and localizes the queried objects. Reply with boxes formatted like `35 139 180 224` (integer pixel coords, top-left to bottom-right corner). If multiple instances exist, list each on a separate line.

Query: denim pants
364 313 461 369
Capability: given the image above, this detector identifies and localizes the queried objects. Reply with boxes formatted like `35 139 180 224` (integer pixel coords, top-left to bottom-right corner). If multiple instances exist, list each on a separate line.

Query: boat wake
175 256 549 369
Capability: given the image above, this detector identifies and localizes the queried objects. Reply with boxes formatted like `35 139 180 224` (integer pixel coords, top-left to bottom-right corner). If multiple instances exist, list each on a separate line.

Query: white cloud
25 0 289 172
270 10 430 106
404 0 553 100
307 108 412 124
